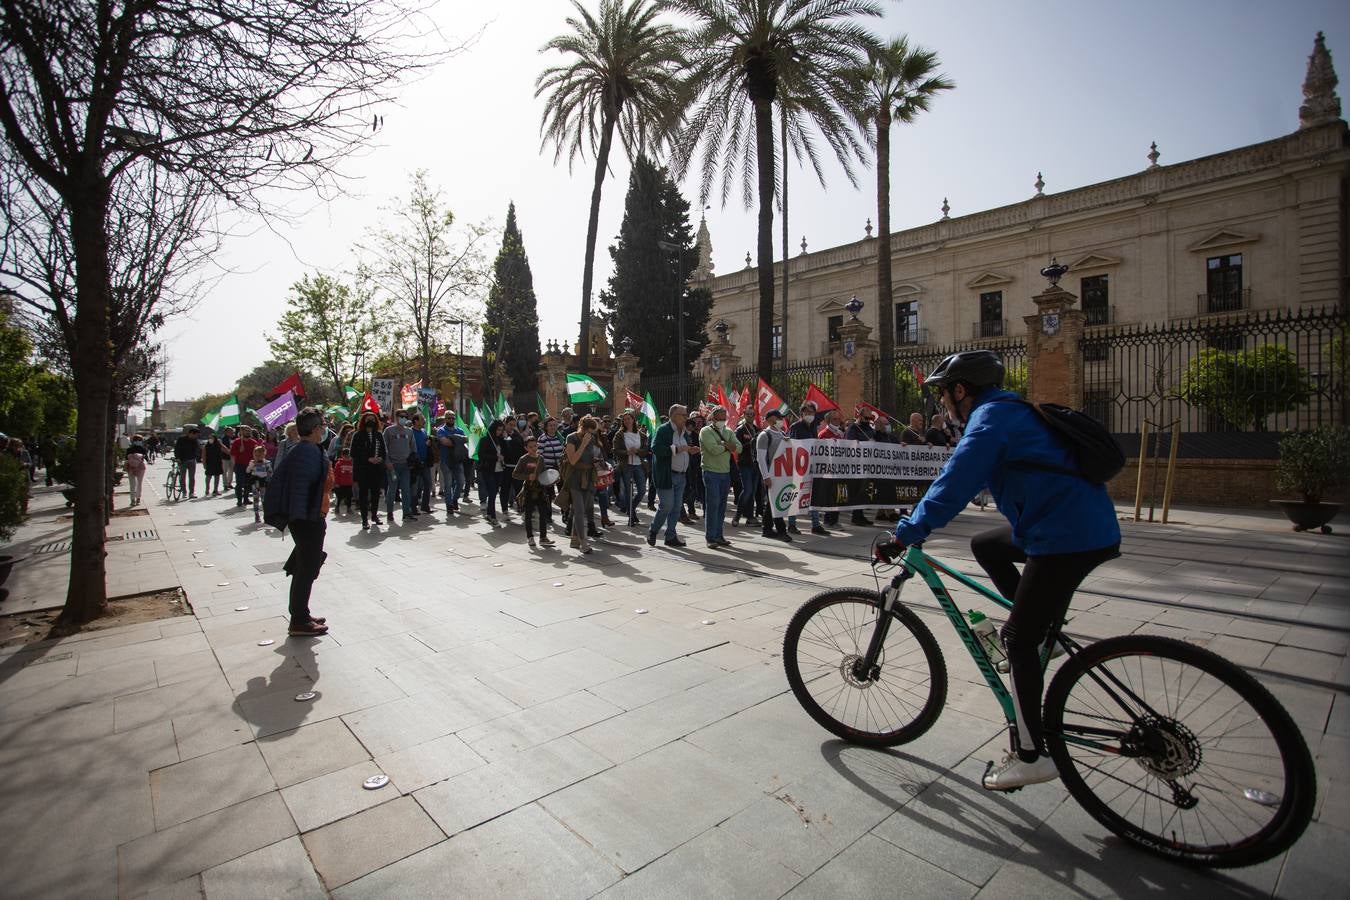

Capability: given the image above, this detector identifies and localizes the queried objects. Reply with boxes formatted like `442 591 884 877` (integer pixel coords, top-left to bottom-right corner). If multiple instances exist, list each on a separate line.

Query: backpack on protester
996 398 1126 484
261 449 295 532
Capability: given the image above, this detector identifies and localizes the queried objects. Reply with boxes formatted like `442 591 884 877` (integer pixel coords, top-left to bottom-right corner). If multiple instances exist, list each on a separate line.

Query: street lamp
657 239 685 402
447 319 465 418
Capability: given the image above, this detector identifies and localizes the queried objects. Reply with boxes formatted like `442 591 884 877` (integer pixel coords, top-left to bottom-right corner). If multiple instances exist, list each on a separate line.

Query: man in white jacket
755 409 792 541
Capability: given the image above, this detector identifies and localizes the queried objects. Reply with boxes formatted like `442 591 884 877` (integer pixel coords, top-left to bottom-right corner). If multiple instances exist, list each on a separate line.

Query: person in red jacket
332 448 354 516
230 426 260 507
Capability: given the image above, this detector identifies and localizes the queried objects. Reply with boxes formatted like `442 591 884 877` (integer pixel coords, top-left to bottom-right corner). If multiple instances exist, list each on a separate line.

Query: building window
1081 275 1110 326
896 301 921 345
827 314 843 345
977 291 1003 338
771 324 783 359
1205 254 1244 312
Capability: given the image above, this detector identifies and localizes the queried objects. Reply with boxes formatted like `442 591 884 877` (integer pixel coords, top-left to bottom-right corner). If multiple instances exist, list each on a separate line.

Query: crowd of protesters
123 398 959 558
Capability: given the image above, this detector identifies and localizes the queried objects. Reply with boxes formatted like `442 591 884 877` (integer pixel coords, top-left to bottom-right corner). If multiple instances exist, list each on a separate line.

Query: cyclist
888 349 1120 790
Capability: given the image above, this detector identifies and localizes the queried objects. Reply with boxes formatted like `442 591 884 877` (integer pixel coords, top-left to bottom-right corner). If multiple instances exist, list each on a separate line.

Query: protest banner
370 378 395 414
256 390 298 429
764 438 953 517
416 387 438 410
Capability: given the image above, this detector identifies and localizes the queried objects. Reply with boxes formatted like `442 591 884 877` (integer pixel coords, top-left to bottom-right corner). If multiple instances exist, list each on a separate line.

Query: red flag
912 364 925 387
359 391 380 416
624 388 644 412
803 383 838 413
736 387 751 422
856 400 893 424
401 380 421 406
754 378 787 427
265 371 306 399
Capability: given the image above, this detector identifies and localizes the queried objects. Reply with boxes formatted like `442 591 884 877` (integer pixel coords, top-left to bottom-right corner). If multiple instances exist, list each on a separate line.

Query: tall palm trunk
875 107 895 412
578 113 618 374
752 93 776 384
779 107 789 372
58 186 113 626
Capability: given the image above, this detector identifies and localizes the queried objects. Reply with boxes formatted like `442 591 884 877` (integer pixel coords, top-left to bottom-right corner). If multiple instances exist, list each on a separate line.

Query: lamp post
658 240 685 402
447 319 465 419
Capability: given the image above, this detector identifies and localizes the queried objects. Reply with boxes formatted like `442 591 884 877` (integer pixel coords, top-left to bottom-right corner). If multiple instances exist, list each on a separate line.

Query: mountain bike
164 459 185 502
782 537 1315 868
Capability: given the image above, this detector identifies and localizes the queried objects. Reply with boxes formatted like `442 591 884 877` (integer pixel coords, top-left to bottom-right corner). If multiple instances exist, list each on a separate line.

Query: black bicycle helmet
923 350 1005 391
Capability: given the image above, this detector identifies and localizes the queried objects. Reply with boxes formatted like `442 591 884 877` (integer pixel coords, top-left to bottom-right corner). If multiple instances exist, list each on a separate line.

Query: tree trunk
780 107 789 372
578 114 617 375
58 190 114 627
876 108 895 413
753 95 776 385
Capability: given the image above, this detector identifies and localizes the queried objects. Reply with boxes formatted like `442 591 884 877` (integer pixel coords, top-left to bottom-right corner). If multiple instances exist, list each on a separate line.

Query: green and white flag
218 394 241 426
467 402 487 461
497 392 513 420
343 385 361 402
566 373 607 403
639 392 659 434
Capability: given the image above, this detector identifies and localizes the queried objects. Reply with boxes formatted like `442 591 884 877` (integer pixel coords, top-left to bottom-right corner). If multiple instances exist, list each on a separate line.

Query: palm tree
850 36 953 412
666 0 881 383
536 0 685 374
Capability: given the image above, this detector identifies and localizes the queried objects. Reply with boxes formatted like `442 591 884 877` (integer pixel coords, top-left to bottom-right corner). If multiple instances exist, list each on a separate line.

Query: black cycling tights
971 525 1119 761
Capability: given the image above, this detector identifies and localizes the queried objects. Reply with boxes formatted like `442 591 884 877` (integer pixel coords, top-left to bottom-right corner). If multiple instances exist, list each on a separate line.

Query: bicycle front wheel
1044 635 1315 868
783 588 947 747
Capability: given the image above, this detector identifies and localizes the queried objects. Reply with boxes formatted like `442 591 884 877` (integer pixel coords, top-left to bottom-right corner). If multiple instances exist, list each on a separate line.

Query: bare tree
0 0 450 625
366 170 491 384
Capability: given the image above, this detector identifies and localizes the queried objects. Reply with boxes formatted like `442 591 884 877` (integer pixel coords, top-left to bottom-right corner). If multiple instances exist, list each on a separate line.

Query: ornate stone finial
845 295 864 321
1300 31 1341 129
940 197 950 220
745 251 752 269
1147 141 1160 168
1034 172 1045 197
864 218 873 239
713 319 729 342
799 235 807 255
1040 257 1069 288
620 336 633 355
693 213 714 280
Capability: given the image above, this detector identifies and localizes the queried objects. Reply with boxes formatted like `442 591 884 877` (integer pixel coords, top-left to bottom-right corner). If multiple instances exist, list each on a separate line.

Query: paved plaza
0 461 1347 899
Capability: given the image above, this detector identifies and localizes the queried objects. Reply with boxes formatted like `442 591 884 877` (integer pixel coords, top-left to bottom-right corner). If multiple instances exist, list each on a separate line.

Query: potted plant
1273 425 1349 533
48 438 78 507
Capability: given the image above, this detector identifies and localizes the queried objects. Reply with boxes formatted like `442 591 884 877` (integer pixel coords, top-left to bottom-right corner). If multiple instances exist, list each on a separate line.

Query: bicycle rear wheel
783 588 947 747
1044 635 1315 868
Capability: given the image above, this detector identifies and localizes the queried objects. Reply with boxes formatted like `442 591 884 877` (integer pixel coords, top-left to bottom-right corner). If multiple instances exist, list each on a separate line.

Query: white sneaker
982 753 1059 791
996 640 1067 675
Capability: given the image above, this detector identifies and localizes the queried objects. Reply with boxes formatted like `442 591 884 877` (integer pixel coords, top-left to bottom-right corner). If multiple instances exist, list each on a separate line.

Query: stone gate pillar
698 327 742 396
833 302 878 416
537 342 571 418
1023 261 1085 407
612 343 644 414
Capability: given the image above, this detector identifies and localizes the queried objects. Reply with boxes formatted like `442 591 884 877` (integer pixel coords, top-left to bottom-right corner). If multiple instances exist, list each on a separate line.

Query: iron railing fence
869 337 1029 418
1082 305 1346 434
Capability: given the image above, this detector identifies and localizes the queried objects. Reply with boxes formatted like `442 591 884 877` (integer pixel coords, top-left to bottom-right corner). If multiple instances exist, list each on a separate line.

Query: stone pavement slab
2 462 1348 898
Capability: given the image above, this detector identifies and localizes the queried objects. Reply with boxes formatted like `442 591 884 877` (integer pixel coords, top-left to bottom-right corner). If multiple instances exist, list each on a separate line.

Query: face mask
398 418 410 427
517 419 527 429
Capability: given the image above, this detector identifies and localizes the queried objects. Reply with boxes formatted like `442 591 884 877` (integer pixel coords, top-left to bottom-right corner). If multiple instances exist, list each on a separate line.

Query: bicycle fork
855 571 912 682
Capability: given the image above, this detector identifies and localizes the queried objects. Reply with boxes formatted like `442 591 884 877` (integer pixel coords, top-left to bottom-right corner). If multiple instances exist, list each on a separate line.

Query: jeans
415 464 432 510
127 471 143 505
440 461 464 511
702 470 730 542
523 496 548 539
788 510 821 531
971 524 1119 759
621 464 646 517
223 460 234 489
480 469 500 516
234 461 251 505
736 467 760 519
285 518 327 627
177 458 196 495
650 472 686 541
205 473 221 494
386 463 413 517
358 474 382 523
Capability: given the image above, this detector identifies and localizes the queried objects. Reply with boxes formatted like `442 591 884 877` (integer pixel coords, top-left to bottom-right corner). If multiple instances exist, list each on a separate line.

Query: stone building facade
702 35 1348 366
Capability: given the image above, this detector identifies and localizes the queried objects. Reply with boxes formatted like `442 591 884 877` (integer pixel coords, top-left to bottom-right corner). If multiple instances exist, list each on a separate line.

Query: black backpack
997 398 1125 485
262 450 295 531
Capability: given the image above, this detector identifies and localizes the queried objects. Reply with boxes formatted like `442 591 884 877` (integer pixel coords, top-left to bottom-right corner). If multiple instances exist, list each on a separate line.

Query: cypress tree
599 156 712 377
483 202 542 397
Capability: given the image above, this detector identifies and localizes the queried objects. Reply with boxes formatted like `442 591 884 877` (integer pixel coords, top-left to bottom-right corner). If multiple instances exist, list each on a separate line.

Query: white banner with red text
764 438 954 517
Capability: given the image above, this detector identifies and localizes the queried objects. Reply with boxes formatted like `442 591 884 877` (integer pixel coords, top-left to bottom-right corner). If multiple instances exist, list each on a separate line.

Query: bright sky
156 0 1349 409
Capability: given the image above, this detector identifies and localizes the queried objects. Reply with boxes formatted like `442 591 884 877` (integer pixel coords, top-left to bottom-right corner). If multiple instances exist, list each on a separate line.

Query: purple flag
257 390 298 429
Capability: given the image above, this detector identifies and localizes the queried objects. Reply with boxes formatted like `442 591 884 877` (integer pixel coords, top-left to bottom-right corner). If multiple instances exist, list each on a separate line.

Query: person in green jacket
698 405 741 548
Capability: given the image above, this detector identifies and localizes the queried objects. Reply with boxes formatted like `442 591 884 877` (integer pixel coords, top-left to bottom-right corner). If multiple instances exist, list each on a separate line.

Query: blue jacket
895 388 1120 555
285 441 329 523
